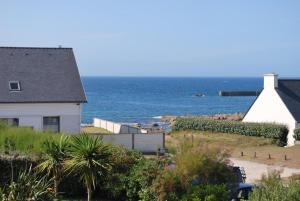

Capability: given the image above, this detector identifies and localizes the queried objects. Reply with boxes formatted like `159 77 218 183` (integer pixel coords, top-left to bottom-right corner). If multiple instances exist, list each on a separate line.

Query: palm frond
64 134 113 189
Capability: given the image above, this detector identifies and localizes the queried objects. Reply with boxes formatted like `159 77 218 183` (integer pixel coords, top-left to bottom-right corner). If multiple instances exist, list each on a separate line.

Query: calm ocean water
81 77 262 124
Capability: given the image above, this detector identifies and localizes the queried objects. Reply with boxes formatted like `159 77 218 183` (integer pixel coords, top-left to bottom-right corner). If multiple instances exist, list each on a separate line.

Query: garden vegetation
0 124 236 200
248 171 300 201
294 128 300 141
1 124 300 200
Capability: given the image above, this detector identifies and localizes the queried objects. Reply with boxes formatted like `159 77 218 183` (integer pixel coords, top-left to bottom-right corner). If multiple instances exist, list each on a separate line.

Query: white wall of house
243 74 296 146
0 103 81 133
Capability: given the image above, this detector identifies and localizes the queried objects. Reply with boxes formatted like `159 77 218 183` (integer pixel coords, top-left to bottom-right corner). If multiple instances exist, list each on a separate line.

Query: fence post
191 135 194 146
163 133 166 149
131 134 135 150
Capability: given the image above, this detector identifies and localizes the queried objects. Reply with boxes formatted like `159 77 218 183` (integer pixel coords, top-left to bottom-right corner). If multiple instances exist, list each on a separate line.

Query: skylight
9 81 21 91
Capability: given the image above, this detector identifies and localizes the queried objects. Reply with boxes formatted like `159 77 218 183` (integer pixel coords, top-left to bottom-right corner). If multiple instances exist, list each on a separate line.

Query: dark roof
0 47 87 103
276 79 300 122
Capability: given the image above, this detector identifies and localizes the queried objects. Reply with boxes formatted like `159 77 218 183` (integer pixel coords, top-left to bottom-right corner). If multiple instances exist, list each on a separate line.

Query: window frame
9 81 21 91
0 118 19 127
43 116 60 133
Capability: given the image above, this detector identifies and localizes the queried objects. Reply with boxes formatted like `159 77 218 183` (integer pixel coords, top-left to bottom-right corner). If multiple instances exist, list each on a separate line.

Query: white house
0 47 87 133
243 73 300 146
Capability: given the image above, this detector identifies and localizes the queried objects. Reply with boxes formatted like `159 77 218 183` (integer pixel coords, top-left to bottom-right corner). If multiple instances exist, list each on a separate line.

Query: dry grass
81 126 111 134
166 131 300 168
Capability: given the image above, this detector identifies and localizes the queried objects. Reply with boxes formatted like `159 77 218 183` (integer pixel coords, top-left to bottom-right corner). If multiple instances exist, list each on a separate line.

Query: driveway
230 158 300 183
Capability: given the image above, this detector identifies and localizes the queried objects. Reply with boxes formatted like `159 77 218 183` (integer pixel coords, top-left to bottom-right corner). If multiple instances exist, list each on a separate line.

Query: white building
0 47 87 133
243 73 300 146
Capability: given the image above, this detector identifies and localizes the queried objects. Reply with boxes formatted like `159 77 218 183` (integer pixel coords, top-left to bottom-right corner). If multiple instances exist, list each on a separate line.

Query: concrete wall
243 87 296 146
0 103 81 133
134 134 165 153
102 134 133 149
93 118 147 134
98 133 165 153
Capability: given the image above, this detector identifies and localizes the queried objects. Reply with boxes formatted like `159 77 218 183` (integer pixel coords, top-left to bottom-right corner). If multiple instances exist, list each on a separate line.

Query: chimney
264 73 278 89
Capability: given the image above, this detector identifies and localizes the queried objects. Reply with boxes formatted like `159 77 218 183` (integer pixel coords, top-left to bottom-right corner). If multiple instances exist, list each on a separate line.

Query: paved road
230 158 300 183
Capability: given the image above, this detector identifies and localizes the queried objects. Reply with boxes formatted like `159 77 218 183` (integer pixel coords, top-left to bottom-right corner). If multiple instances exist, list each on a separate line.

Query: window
9 81 21 91
0 118 19 126
43 116 60 133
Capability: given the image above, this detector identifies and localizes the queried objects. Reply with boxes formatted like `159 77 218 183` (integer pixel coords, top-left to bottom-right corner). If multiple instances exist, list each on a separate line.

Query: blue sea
81 77 262 124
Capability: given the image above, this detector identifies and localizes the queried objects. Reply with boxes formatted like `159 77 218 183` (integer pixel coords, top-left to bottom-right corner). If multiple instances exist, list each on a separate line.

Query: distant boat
195 93 205 97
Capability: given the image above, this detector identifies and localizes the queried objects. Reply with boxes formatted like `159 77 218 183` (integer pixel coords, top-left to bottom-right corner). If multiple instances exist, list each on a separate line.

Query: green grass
0 125 62 154
81 126 112 134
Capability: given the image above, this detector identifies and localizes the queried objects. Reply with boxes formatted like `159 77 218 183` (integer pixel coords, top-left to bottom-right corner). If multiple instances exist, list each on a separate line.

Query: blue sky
0 1 299 77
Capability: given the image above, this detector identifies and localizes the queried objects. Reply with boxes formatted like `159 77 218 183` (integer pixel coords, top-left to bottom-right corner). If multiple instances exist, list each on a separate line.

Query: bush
175 142 235 186
99 146 143 200
181 184 229 201
249 171 300 201
0 155 37 187
0 167 54 201
152 141 233 201
124 158 161 201
294 128 300 141
172 117 288 146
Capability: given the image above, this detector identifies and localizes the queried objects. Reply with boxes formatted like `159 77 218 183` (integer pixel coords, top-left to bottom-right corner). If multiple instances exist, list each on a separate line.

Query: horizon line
80 75 264 78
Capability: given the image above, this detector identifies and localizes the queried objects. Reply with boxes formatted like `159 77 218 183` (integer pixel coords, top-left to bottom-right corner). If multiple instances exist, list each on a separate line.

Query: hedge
294 129 300 141
172 118 288 146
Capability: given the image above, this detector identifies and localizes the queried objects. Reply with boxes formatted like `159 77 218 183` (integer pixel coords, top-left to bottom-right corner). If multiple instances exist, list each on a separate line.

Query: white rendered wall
102 134 133 148
99 133 165 153
243 88 296 146
93 118 147 134
134 134 165 153
0 103 81 133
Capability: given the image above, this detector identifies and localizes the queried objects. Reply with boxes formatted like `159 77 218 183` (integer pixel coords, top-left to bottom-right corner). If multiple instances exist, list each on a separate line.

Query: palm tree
64 134 112 201
36 135 70 198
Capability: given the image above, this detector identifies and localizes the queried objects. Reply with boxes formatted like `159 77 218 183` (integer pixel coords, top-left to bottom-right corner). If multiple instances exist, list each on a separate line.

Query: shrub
294 128 300 141
152 170 182 201
181 184 229 201
0 167 54 201
152 141 233 201
172 117 288 146
100 146 143 200
249 171 300 201
175 142 235 186
0 155 37 187
124 158 161 201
